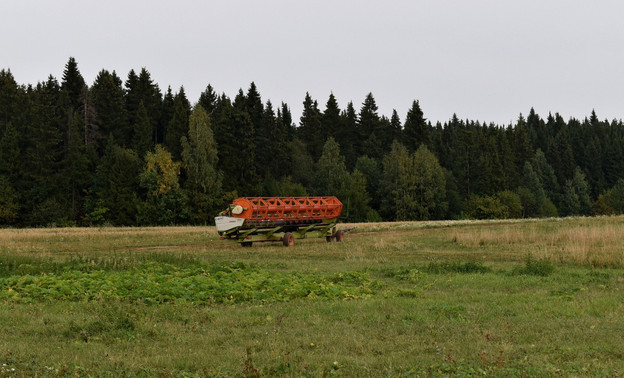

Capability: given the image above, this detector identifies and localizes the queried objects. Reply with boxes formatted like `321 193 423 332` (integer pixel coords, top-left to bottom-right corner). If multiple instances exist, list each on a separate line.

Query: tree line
2 57 624 227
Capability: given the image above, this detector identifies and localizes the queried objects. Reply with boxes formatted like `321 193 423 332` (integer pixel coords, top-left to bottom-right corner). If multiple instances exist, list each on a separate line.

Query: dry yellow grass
452 217 624 267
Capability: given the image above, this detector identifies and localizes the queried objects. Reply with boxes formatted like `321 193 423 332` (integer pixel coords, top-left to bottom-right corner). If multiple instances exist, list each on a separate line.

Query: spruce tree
21 78 64 225
322 93 341 141
61 57 86 110
181 105 222 223
314 137 348 195
0 70 20 132
91 70 128 151
133 101 153 158
359 93 383 160
298 92 323 160
403 100 429 151
94 141 141 225
341 101 359 169
165 88 190 160
198 84 218 115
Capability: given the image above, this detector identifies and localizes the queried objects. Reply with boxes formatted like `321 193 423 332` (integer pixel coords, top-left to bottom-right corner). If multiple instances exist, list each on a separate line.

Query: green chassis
219 220 341 246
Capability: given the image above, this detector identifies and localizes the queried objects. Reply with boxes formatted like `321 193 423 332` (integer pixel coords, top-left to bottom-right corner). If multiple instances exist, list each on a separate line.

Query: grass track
1 217 623 376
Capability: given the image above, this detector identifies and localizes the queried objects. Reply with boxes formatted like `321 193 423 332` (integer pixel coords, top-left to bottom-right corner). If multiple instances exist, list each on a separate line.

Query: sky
3 0 624 126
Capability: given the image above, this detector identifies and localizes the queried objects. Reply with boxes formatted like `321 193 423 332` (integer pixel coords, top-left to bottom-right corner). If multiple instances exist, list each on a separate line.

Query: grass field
1 216 623 376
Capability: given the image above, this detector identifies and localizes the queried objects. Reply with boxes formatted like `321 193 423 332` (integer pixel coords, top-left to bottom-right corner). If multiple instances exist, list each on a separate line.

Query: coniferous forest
2 57 624 227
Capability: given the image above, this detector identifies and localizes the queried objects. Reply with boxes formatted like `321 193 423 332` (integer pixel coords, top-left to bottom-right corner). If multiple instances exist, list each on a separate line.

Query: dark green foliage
164 88 190 160
91 70 128 151
520 162 546 217
423 261 491 274
132 101 153 157
126 68 162 147
596 179 624 214
0 260 379 304
466 195 510 219
0 175 19 224
379 142 446 221
298 93 324 160
138 145 189 225
61 57 86 110
512 255 555 277
91 142 142 225
181 105 222 223
403 100 429 151
355 156 382 210
3 58 624 225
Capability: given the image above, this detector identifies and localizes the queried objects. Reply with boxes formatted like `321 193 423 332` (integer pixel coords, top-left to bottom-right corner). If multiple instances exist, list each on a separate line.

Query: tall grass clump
423 261 491 274
511 255 555 277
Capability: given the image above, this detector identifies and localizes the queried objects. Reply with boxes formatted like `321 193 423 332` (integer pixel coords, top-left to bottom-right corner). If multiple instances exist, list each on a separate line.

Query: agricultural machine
215 197 344 246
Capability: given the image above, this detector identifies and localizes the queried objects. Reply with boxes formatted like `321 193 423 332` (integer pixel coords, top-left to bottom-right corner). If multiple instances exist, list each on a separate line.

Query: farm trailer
215 197 345 246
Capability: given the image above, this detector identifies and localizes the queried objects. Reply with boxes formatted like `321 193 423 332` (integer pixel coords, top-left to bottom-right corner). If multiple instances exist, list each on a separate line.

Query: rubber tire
283 232 295 247
241 241 253 247
335 230 344 242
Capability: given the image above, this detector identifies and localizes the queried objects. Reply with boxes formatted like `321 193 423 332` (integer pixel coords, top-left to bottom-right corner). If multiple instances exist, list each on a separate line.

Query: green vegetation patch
0 261 380 304
511 255 555 277
383 261 491 280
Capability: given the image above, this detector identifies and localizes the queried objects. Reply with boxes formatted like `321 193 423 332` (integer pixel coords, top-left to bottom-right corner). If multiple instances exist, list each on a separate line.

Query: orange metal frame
230 197 342 222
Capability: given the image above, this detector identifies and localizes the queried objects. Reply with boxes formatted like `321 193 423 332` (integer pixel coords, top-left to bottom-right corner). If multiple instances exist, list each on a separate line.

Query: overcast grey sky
3 0 624 125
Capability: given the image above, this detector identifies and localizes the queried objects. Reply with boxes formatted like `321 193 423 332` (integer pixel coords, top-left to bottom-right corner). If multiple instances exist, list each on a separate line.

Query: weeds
0 261 379 304
512 255 555 277
423 261 491 274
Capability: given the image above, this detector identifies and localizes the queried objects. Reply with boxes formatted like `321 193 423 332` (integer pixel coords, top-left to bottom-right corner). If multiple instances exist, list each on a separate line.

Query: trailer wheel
241 241 253 247
283 232 295 247
335 230 344 242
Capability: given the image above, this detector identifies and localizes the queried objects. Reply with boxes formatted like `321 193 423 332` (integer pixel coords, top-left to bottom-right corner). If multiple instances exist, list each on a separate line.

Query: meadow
0 217 623 376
